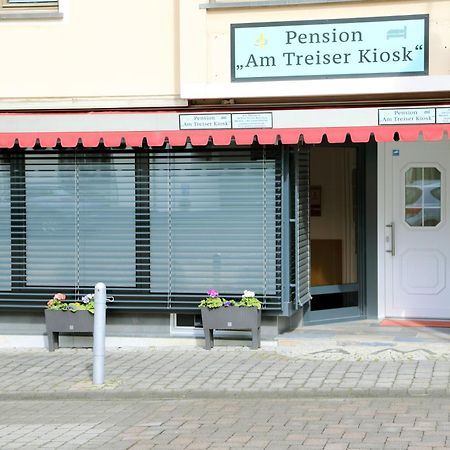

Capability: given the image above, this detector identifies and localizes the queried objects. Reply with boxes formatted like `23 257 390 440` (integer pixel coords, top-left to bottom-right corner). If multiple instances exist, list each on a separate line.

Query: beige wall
180 1 450 100
0 0 184 109
1 0 449 110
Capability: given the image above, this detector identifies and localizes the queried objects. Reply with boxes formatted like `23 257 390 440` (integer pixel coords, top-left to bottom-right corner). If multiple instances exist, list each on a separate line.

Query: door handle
386 223 395 256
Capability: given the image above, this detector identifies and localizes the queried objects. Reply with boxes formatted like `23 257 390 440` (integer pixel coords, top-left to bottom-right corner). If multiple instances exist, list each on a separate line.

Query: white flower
242 290 255 298
81 293 95 304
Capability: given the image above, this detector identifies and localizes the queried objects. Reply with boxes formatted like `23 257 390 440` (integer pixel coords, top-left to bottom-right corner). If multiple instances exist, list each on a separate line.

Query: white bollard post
93 282 107 385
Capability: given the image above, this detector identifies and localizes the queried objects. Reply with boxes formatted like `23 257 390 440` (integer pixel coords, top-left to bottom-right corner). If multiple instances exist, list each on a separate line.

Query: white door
385 140 450 319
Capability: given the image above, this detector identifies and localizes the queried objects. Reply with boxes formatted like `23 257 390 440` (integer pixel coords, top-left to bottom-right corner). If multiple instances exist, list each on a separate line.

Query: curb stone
1 387 450 401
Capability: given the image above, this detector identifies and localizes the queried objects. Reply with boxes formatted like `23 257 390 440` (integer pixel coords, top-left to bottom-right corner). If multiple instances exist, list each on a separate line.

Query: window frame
3 0 57 7
1 0 59 15
200 0 375 9
403 164 443 229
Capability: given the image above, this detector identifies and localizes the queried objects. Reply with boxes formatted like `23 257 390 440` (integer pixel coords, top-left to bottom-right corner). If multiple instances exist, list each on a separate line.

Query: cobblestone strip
0 349 450 398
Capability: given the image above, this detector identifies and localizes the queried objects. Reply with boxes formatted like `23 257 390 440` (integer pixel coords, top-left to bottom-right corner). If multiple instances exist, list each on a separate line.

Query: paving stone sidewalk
1 347 450 400
2 397 450 450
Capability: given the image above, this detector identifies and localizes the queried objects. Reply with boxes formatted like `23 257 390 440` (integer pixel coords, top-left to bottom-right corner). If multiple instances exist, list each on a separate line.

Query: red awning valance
0 124 449 148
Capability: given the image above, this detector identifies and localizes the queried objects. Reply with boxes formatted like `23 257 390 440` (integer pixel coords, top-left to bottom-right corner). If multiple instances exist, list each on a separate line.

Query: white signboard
379 108 436 125
232 113 273 129
231 15 428 81
179 112 273 130
179 114 232 130
437 108 450 124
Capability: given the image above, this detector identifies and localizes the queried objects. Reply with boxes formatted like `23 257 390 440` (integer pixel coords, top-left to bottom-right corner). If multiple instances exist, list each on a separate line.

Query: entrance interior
305 145 364 323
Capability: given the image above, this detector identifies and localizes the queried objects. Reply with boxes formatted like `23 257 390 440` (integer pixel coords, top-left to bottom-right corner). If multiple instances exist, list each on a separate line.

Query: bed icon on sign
387 26 407 39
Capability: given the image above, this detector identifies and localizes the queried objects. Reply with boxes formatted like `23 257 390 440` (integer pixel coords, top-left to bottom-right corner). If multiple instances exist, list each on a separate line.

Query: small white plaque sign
437 108 450 124
179 114 232 130
232 112 273 129
379 108 436 125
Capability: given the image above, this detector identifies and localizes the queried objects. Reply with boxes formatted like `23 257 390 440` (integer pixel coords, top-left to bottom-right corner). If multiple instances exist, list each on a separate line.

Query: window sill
0 11 62 19
200 0 370 9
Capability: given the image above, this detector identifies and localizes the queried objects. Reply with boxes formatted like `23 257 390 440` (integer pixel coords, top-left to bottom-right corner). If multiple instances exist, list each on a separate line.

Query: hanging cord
262 146 267 307
166 144 172 309
74 149 80 301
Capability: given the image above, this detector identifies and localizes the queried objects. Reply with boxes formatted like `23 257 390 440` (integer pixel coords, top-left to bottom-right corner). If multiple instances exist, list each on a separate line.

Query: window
0 156 10 291
1 148 282 312
201 0 358 9
26 153 136 288
405 166 441 227
1 0 59 14
3 0 57 6
149 151 278 298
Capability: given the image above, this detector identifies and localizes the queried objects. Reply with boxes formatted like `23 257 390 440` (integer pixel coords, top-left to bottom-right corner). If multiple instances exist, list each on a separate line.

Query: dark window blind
1 148 282 312
26 155 76 286
296 147 311 306
149 152 278 301
0 156 10 291
26 153 135 290
77 155 135 287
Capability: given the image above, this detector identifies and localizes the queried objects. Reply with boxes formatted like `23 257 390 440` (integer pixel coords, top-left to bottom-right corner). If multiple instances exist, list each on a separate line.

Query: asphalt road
1 397 450 449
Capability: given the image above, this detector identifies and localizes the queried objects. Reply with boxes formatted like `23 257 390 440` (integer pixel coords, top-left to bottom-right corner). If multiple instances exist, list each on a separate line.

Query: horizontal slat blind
0 157 10 291
77 156 135 287
26 156 76 285
1 149 282 312
150 152 278 300
26 153 135 289
296 147 312 306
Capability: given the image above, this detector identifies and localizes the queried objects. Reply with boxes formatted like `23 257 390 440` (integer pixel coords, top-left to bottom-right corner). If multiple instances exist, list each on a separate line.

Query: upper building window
2 0 58 11
201 0 353 9
4 0 57 5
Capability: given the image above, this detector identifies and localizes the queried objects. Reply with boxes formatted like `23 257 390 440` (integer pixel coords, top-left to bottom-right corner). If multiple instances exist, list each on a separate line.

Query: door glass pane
424 208 441 227
405 208 423 227
424 189 440 208
405 187 422 207
424 167 440 184
430 186 441 202
404 167 441 228
405 167 422 185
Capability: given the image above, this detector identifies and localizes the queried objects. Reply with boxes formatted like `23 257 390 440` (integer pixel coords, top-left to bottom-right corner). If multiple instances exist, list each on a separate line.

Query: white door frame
377 142 388 320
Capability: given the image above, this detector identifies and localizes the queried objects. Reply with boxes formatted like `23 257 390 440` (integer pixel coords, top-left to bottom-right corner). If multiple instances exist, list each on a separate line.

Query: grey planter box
44 309 94 352
200 306 261 350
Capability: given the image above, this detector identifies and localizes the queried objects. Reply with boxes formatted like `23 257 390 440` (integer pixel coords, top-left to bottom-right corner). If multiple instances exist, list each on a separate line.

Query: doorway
383 140 450 319
305 145 365 323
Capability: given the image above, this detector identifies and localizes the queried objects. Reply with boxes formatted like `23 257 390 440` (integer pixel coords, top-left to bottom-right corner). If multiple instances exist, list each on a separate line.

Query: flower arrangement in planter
47 292 95 314
198 289 262 350
45 292 95 352
198 289 262 309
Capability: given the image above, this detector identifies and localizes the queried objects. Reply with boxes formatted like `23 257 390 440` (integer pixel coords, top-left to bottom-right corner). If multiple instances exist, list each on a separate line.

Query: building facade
0 0 449 345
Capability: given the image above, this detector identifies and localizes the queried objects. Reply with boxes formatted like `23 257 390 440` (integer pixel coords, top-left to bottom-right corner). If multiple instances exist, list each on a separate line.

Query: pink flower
207 289 219 298
53 293 66 301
